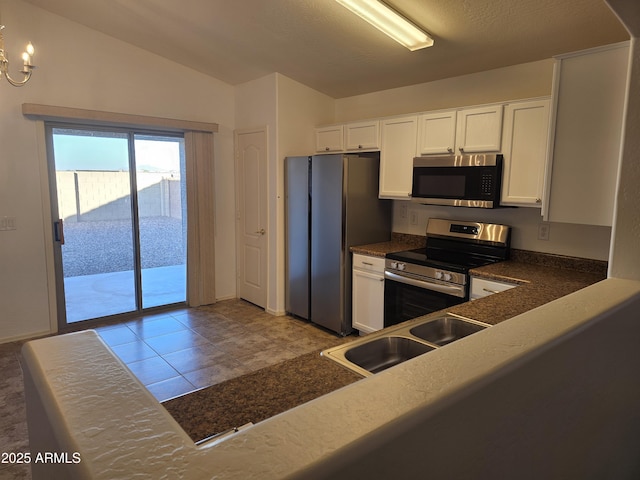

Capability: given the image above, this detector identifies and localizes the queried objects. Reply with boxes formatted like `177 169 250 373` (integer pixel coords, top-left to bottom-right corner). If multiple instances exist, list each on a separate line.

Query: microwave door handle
384 271 466 298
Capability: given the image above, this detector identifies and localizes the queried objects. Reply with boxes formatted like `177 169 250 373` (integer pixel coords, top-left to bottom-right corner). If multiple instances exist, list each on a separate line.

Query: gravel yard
61 217 186 277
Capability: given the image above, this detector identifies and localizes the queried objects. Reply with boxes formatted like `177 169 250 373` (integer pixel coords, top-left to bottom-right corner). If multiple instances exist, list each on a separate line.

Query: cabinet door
352 268 385 334
417 111 457 155
345 121 380 151
455 105 504 153
546 42 629 226
501 99 551 207
315 125 344 152
379 115 418 199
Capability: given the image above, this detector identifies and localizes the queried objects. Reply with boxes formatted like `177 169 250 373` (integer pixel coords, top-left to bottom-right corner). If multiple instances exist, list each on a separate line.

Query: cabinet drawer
353 253 385 274
470 277 517 300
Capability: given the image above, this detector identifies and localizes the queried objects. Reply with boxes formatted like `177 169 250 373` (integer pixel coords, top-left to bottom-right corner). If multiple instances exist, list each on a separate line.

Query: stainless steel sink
344 336 435 375
409 316 487 346
322 313 490 377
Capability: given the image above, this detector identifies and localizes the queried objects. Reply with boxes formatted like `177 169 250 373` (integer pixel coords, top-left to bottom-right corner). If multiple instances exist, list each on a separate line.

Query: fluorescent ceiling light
336 0 434 51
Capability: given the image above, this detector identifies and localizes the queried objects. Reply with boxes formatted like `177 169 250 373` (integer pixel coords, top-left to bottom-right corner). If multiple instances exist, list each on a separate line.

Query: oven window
417 175 466 197
384 278 466 327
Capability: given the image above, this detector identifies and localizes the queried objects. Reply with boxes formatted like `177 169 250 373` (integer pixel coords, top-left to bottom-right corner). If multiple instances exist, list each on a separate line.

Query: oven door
383 271 467 327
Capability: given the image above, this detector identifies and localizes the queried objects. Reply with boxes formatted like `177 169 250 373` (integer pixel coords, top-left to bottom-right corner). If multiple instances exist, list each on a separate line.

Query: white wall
0 0 236 343
609 34 640 275
334 60 555 122
333 60 612 260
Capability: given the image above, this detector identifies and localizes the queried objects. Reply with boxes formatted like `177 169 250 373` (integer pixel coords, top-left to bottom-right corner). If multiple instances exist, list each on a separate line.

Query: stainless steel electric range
384 218 511 327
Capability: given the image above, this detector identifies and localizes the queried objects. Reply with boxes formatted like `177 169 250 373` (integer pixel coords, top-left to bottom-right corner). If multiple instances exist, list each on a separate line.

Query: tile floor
0 299 347 480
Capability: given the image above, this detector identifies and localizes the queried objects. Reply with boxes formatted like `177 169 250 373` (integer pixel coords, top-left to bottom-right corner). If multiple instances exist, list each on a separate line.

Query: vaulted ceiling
24 0 629 98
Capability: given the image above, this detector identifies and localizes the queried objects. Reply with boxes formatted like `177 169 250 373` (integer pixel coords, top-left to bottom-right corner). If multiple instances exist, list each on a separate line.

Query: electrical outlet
410 211 418 226
400 203 408 219
538 223 550 241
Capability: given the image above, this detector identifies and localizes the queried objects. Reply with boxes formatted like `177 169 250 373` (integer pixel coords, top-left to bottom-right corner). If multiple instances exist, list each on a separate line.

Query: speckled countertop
350 232 425 257
352 236 607 325
165 240 607 442
452 250 607 325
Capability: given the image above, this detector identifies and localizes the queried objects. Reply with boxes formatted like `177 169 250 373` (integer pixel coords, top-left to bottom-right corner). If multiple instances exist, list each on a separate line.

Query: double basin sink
322 313 490 377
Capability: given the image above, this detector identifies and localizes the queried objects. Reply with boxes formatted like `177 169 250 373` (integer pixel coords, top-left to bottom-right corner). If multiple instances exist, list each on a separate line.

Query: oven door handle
384 271 466 298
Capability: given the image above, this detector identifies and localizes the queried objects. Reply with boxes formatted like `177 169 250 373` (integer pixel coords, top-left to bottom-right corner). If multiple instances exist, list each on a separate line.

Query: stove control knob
443 273 452 281
390 261 398 269
435 270 443 280
398 263 406 271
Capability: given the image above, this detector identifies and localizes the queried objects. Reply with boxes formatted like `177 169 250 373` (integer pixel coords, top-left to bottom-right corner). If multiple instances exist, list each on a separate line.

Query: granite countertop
452 254 606 325
350 233 425 257
163 350 361 442
164 243 607 442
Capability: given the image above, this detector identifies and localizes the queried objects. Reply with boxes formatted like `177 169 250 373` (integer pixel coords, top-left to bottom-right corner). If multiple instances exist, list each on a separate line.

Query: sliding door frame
26 103 218 335
45 122 187 330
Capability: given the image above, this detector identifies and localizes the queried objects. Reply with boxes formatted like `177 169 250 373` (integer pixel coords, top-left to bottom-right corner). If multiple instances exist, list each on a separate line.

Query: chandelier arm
4 69 32 87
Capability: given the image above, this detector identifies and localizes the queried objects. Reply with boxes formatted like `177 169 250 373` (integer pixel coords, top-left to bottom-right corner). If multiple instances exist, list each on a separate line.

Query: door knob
255 228 266 235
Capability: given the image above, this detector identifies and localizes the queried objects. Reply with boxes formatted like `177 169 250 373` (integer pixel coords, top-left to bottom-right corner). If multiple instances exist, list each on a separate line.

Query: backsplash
510 249 608 276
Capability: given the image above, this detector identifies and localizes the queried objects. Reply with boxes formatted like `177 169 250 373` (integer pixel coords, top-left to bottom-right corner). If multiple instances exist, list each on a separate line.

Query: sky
52 133 183 173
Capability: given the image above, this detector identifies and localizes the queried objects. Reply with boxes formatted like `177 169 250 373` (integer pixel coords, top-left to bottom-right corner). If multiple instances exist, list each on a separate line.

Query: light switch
0 216 17 231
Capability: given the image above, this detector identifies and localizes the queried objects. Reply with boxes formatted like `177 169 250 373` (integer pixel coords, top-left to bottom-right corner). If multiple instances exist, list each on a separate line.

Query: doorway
47 125 187 326
235 128 268 309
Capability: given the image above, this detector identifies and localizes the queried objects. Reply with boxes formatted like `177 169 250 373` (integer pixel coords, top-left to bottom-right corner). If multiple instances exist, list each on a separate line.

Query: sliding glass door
48 126 186 325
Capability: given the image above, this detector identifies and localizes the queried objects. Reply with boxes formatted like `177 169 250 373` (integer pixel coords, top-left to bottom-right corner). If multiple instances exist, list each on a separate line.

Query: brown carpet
162 350 361 442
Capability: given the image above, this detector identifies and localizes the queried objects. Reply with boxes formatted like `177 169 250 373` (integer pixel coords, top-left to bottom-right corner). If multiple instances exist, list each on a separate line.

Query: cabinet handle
362 261 373 266
459 147 465 153
482 288 501 294
358 144 363 149
535 198 542 204
325 146 330 151
447 147 453 153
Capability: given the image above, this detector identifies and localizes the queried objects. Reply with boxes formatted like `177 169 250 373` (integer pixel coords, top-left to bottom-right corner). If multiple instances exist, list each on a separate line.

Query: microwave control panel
481 173 494 196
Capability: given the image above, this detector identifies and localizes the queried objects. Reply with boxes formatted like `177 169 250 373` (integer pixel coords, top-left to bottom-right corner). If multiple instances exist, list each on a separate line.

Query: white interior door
235 128 268 308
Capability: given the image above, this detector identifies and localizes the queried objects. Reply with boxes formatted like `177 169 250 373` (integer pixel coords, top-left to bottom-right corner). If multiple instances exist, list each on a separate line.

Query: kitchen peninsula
21 245 609 479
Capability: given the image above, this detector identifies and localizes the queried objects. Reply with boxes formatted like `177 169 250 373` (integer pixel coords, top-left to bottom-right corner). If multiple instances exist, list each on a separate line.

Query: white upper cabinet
455 104 504 154
544 42 630 226
345 120 380 151
379 115 418 199
417 110 457 155
315 125 344 152
500 99 551 207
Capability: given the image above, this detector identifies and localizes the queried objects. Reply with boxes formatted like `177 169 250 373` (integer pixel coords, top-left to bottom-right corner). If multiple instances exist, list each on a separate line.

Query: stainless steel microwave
411 154 503 208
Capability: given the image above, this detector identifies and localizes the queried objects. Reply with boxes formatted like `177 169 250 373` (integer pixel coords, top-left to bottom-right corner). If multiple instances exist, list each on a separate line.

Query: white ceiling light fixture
336 0 433 51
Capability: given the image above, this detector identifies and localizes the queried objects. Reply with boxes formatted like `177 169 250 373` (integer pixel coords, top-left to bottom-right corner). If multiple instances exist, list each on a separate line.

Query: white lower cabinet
470 276 517 300
352 254 385 334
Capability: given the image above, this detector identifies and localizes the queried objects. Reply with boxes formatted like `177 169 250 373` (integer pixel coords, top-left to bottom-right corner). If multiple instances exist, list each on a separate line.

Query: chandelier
0 24 35 87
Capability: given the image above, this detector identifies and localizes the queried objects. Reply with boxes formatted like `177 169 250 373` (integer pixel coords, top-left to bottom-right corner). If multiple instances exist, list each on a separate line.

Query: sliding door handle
54 219 65 245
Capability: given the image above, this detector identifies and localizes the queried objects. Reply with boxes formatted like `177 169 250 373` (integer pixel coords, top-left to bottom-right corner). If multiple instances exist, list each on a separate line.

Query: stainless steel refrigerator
285 153 392 335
